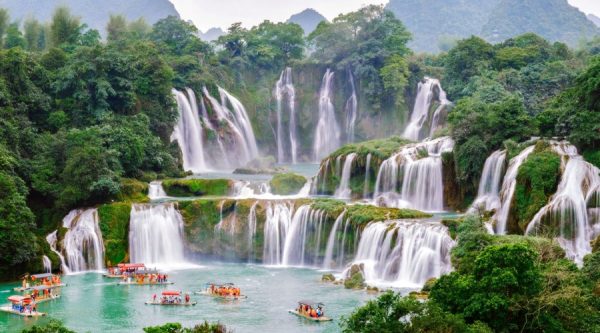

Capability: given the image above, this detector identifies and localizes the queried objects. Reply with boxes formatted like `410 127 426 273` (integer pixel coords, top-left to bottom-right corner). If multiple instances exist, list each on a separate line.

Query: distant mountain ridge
589 14 600 27
287 8 327 35
0 0 179 33
199 27 225 42
386 0 599 53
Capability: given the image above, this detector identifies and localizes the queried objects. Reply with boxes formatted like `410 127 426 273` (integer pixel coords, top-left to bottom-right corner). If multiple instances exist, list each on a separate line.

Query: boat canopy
31 273 54 279
298 300 324 307
162 291 180 296
8 295 31 303
30 285 59 291
117 263 145 269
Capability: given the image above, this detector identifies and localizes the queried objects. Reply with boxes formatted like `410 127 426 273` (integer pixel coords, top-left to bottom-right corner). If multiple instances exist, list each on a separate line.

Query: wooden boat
0 296 46 318
27 285 61 304
14 273 65 292
145 291 196 306
288 300 333 322
196 282 247 300
118 280 174 286
104 263 154 278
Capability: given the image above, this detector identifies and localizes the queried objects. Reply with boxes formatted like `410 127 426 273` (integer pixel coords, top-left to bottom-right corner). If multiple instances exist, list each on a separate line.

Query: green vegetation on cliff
329 136 410 161
162 179 232 197
269 173 306 195
98 202 131 266
117 178 149 202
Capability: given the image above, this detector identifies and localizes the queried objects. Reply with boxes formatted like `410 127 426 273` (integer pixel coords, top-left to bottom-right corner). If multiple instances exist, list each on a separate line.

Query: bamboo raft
195 291 247 300
288 310 333 322
118 281 174 286
14 283 65 292
0 306 46 317
145 301 197 306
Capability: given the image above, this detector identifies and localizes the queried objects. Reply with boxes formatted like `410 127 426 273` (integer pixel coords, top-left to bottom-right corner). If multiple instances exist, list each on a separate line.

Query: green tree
107 15 128 42
443 36 494 98
24 18 46 51
49 7 82 47
20 319 75 333
4 22 26 49
0 9 9 48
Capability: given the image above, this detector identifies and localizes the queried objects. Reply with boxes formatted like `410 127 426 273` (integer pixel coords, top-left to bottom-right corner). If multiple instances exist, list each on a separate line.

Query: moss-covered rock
422 278 437 292
344 263 366 289
117 178 149 203
98 202 131 266
162 179 232 197
345 204 431 227
322 273 336 282
269 173 307 195
330 136 411 161
441 218 461 239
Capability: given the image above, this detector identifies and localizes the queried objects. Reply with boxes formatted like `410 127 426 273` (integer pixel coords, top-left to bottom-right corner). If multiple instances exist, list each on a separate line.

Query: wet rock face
343 263 366 289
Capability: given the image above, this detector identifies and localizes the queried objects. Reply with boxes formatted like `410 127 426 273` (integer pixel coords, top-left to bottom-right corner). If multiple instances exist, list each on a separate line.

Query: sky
169 0 600 32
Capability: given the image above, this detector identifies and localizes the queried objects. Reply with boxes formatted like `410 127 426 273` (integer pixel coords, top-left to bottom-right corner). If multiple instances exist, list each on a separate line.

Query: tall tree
50 7 82 47
107 15 128 42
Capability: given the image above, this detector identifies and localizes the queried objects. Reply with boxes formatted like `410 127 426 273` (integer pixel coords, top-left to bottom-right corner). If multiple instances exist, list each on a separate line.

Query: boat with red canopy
0 295 46 317
104 263 148 278
196 282 247 300
145 291 196 306
14 273 65 292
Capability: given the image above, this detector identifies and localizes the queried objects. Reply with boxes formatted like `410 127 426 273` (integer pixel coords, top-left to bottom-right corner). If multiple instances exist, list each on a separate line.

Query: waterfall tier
313 69 341 161
61 209 105 272
345 70 358 143
470 150 507 213
403 77 451 141
274 67 298 163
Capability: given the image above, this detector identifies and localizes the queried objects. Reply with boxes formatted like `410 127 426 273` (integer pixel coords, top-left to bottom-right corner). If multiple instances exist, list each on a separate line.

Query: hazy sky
169 0 600 32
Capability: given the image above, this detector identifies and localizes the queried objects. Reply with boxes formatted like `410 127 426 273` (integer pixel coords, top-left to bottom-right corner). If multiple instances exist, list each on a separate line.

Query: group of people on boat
297 303 324 318
123 273 168 284
9 296 38 314
208 284 241 297
152 292 191 304
21 274 61 290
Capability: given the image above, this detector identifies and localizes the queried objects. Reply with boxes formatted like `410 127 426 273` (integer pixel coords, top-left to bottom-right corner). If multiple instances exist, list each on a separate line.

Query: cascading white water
404 77 450 141
313 69 341 161
263 202 294 265
345 70 358 143
148 181 168 200
62 209 105 272
347 221 454 287
281 206 326 266
335 153 357 199
323 211 348 269
470 150 507 212
46 231 70 274
171 88 208 173
373 137 454 211
494 145 535 234
129 203 186 267
525 143 600 265
363 153 372 198
247 201 259 262
274 67 298 163
42 255 51 273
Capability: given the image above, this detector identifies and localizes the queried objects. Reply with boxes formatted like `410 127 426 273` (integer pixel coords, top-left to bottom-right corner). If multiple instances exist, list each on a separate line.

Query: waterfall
274 67 298 163
345 70 358 143
373 137 454 211
62 209 105 272
129 203 186 267
46 231 70 274
313 69 341 161
148 181 167 200
262 202 294 265
470 150 507 212
247 201 259 262
525 143 600 265
347 221 454 287
494 146 535 234
404 77 450 141
42 255 51 273
363 153 372 198
171 88 207 173
335 153 357 199
281 206 326 266
323 211 347 269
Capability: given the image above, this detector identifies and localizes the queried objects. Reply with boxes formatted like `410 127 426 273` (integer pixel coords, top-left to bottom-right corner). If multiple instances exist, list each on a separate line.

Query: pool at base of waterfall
0 263 385 333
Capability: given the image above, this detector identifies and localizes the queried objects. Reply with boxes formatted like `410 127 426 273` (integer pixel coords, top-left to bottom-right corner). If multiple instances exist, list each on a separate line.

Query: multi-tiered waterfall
374 137 454 211
403 78 451 141
129 204 187 267
274 68 298 163
335 153 357 199
470 150 507 213
148 181 167 200
313 69 341 161
345 70 358 143
346 221 454 287
525 143 600 265
61 209 105 272
172 86 259 172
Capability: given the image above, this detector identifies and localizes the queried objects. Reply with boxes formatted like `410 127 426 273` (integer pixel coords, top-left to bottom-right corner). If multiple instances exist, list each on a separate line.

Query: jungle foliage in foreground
341 216 600 332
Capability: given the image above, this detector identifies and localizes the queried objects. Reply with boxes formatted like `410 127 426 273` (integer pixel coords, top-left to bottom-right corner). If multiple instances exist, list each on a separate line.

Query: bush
162 179 232 197
269 173 306 195
98 202 131 266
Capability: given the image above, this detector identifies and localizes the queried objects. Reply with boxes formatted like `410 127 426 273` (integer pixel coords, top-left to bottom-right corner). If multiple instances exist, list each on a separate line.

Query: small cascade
525 143 600 265
215 200 237 236
129 203 186 266
374 137 454 211
148 181 167 200
46 231 69 274
42 255 51 273
335 153 357 199
281 206 326 266
171 88 207 173
494 146 535 234
363 153 372 198
347 221 454 287
247 201 259 262
345 70 358 143
313 69 341 161
470 150 507 212
274 67 298 163
263 202 294 265
62 209 105 272
323 211 347 269
403 77 450 141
